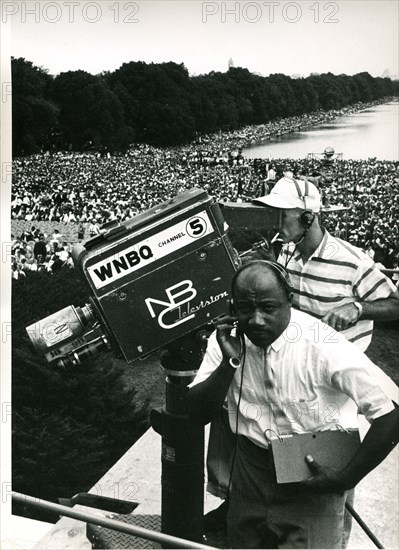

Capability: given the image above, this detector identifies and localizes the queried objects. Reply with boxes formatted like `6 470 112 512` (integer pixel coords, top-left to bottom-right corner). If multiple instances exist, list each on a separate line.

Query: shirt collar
283 229 332 264
310 229 331 260
270 310 292 352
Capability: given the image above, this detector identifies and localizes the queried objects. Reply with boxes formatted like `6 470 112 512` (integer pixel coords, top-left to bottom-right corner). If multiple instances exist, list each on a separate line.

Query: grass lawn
366 322 399 384
121 350 166 412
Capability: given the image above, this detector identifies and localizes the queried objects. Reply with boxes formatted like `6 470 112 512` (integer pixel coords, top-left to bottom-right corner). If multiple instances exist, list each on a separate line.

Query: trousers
227 435 353 549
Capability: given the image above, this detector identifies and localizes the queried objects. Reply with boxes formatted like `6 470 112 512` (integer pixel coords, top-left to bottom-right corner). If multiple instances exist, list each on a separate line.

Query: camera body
27 188 239 365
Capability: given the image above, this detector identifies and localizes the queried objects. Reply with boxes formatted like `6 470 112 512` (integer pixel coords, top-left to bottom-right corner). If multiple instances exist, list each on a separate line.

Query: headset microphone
291 226 309 246
276 177 317 267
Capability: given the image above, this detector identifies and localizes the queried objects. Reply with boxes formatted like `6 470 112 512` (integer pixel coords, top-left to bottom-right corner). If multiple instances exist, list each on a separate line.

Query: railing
12 492 217 550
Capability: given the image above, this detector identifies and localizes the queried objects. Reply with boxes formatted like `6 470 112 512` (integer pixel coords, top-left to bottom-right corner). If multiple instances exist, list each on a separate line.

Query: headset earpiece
229 298 236 315
300 210 315 229
292 178 315 229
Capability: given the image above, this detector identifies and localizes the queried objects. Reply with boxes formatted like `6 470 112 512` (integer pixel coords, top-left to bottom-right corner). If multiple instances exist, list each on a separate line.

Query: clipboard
269 429 361 484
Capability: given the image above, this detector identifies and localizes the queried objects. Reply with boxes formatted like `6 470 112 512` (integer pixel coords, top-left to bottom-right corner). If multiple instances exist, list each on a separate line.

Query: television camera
26 188 241 368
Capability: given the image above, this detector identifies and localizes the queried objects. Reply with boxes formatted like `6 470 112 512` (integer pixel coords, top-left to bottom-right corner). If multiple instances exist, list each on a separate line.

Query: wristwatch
353 301 363 321
228 357 241 369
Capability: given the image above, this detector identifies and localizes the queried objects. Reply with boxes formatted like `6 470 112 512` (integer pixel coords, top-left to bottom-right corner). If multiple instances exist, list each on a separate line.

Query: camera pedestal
150 330 208 546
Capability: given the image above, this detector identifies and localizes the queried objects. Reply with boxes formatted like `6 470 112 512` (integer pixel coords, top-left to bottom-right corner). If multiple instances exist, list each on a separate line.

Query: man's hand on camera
215 315 242 360
321 302 361 331
301 455 348 494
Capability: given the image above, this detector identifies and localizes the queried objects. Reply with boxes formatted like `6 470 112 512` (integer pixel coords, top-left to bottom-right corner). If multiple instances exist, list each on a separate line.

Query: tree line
12 57 399 156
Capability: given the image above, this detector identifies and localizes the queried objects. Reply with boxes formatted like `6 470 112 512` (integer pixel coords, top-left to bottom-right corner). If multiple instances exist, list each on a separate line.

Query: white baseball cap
253 177 322 212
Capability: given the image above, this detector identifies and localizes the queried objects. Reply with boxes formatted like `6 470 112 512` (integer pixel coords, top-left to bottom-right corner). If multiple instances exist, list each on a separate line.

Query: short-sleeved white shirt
190 309 398 450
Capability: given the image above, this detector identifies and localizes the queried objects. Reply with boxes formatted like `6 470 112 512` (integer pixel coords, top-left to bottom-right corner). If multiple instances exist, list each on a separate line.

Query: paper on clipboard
270 429 361 484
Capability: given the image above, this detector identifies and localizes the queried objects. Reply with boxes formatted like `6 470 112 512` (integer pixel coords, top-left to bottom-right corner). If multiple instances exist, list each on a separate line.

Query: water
242 102 399 161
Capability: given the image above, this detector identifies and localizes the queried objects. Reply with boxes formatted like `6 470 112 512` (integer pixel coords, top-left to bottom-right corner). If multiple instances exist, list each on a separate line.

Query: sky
7 0 399 78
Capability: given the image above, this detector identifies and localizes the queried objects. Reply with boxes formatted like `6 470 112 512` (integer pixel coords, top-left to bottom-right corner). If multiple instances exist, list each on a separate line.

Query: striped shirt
190 309 398 449
278 230 396 351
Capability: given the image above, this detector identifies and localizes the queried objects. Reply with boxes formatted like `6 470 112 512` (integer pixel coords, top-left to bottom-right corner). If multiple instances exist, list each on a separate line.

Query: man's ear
288 292 294 305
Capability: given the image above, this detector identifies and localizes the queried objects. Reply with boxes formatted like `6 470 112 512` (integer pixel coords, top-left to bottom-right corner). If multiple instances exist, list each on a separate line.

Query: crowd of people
11 227 75 279
11 141 273 227
11 99 399 279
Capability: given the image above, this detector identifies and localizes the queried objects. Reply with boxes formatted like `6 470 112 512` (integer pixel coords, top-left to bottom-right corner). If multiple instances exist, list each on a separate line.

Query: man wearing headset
187 261 399 549
253 176 399 351
253 176 399 545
